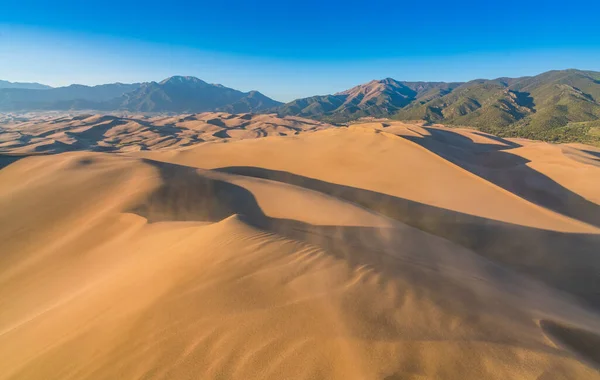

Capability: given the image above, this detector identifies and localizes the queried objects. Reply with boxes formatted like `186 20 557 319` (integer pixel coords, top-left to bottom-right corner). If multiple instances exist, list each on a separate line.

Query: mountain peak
159 76 207 86
246 90 266 97
379 77 400 85
337 77 406 97
119 77 280 113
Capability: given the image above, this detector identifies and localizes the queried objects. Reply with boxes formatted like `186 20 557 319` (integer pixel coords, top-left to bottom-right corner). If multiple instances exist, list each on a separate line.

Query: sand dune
0 112 332 154
141 122 599 232
1 114 600 379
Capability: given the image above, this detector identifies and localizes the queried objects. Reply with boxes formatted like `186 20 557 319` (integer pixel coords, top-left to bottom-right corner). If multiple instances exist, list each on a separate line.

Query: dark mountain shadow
511 90 535 111
215 166 600 311
128 159 594 353
403 127 600 227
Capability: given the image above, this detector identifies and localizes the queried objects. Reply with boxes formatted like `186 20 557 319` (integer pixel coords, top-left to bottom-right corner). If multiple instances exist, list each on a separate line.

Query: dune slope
1 114 600 379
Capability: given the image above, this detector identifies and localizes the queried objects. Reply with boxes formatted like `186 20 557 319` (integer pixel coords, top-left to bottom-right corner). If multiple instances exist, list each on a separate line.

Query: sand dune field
1 113 600 379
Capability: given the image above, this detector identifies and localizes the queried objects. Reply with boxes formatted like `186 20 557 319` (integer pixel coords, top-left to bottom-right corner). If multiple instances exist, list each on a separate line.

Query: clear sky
1 0 599 101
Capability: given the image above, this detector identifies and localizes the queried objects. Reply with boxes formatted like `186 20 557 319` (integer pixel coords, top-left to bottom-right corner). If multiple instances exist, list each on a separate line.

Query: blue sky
1 0 599 101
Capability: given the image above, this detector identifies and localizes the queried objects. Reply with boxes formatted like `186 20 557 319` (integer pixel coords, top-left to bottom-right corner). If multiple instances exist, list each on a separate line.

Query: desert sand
1 113 600 379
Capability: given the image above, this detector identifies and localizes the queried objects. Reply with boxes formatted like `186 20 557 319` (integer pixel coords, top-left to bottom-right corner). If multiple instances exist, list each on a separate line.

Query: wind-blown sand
1 114 600 379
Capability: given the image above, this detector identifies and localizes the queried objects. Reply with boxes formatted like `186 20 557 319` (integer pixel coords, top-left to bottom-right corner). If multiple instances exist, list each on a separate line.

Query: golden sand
1 114 600 379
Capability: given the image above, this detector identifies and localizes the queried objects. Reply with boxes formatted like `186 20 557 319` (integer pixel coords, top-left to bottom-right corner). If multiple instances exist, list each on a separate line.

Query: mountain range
276 69 600 145
1 69 600 145
0 76 281 114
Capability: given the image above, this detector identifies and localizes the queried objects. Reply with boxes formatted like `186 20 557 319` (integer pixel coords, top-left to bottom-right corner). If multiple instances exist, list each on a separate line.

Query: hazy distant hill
0 80 52 90
275 69 600 145
0 83 141 111
0 76 281 113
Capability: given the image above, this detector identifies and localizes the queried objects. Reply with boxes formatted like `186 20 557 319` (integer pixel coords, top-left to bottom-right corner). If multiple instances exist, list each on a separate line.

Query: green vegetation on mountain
277 79 461 123
276 69 600 146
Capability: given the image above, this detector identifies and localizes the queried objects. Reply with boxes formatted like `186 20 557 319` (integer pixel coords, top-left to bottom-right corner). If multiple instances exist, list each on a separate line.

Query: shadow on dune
212 129 230 139
403 127 600 228
66 118 128 141
13 116 203 153
37 116 125 139
582 149 600 161
540 319 600 369
0 154 27 170
129 160 264 223
123 117 192 139
214 166 600 311
128 159 585 352
470 131 521 148
206 117 227 127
